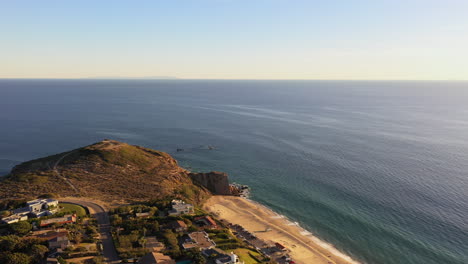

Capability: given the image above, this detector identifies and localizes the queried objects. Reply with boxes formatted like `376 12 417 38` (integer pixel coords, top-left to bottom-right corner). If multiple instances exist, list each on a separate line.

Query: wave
244 197 362 264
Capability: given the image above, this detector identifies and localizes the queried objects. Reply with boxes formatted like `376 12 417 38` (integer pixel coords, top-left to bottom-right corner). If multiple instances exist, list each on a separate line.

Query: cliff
189 171 231 195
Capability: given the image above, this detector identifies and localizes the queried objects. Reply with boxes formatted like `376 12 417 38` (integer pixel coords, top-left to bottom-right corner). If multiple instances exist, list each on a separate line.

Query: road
51 151 80 193
61 198 120 263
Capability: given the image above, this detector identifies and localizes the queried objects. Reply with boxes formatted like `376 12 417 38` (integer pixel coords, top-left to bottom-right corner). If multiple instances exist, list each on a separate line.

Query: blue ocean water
0 79 467 264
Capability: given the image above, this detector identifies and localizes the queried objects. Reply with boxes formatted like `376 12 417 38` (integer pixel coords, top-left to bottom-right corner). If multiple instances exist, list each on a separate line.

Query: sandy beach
203 196 360 264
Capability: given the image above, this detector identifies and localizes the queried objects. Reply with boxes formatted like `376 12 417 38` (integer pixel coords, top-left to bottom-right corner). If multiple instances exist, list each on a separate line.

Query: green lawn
233 248 262 264
59 203 88 216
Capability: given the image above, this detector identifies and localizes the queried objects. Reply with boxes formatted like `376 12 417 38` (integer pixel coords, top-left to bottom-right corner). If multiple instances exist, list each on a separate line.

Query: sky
1 0 468 80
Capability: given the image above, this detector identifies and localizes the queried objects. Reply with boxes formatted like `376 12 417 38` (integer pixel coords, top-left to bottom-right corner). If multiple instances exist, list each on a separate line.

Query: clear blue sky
1 0 467 79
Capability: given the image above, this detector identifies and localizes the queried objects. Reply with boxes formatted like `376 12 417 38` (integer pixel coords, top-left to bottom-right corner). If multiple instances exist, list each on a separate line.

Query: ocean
0 79 467 264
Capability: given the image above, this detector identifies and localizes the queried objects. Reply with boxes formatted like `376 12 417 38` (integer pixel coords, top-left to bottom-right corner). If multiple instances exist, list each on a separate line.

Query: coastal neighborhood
0 198 101 264
106 198 298 264
0 141 346 264
0 186 298 263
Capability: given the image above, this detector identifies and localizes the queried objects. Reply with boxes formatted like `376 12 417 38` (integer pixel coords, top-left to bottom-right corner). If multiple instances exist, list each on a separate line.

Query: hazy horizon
2 0 468 80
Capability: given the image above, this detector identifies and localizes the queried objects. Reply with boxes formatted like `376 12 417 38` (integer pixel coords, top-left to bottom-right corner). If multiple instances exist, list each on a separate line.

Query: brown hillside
0 140 210 204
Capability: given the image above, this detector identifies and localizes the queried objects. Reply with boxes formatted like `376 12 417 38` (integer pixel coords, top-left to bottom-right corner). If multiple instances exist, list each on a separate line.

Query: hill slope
0 140 211 204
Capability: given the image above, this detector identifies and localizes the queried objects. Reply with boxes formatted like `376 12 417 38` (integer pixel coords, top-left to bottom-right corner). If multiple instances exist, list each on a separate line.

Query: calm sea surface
0 80 467 264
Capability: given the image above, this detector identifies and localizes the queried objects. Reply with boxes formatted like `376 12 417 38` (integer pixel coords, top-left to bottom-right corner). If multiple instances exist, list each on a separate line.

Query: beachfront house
202 248 243 264
168 199 194 216
194 215 218 229
182 231 216 250
275 242 287 252
215 253 242 264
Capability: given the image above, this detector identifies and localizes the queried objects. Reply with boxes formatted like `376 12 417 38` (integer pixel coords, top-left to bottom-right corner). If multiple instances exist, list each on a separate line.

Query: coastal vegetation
0 140 211 204
0 201 101 264
109 200 271 264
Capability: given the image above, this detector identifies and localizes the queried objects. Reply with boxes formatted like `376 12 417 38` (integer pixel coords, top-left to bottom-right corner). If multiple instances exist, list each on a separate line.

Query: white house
5 199 59 223
168 199 194 216
1 214 28 224
215 252 243 264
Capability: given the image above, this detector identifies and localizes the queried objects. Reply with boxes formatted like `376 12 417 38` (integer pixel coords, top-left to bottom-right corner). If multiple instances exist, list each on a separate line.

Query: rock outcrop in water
189 171 231 195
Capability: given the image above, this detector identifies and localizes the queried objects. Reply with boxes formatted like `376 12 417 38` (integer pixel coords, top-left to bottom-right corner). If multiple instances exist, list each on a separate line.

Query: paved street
61 198 120 263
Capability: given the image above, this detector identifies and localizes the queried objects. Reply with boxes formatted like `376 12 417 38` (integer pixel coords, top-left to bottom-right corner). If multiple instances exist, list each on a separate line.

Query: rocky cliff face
189 171 231 195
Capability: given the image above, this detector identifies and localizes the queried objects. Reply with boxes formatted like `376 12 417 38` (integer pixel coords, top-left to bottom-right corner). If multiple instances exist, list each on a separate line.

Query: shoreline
203 195 360 264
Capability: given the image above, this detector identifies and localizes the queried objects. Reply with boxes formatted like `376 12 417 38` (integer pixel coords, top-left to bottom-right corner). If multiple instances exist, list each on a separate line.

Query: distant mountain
0 140 211 204
87 76 180 80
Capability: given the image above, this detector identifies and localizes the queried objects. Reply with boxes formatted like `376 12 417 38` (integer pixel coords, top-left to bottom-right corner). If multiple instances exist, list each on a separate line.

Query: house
136 212 151 218
168 199 194 216
202 248 226 258
33 229 69 240
11 199 59 219
275 242 287 251
168 220 188 232
46 258 59 264
27 199 59 212
40 214 76 227
215 253 242 264
202 249 243 264
145 236 165 252
194 216 218 229
12 207 31 216
182 231 216 250
138 252 176 264
47 248 63 258
1 214 28 224
48 234 71 249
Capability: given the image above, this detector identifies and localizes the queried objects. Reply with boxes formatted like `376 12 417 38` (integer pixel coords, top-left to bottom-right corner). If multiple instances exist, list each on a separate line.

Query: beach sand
203 196 359 264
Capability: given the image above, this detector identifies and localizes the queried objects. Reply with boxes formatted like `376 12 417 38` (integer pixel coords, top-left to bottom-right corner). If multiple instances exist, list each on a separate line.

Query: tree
149 221 159 234
57 256 67 264
4 252 31 264
29 244 49 259
186 248 206 264
91 256 104 264
0 235 21 251
110 215 122 226
9 222 32 235
0 210 11 218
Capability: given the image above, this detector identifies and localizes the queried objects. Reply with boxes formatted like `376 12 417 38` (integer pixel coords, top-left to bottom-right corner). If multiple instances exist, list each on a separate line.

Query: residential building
194 215 218 229
1 214 28 224
40 214 76 227
136 212 151 218
10 198 59 220
182 231 216 250
48 235 71 250
168 199 194 216
46 258 59 264
202 249 243 264
215 253 242 264
138 252 176 264
145 236 165 252
168 220 188 232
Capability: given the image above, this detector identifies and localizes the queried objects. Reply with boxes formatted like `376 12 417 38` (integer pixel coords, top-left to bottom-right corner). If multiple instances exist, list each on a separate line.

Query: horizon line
1 77 468 82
